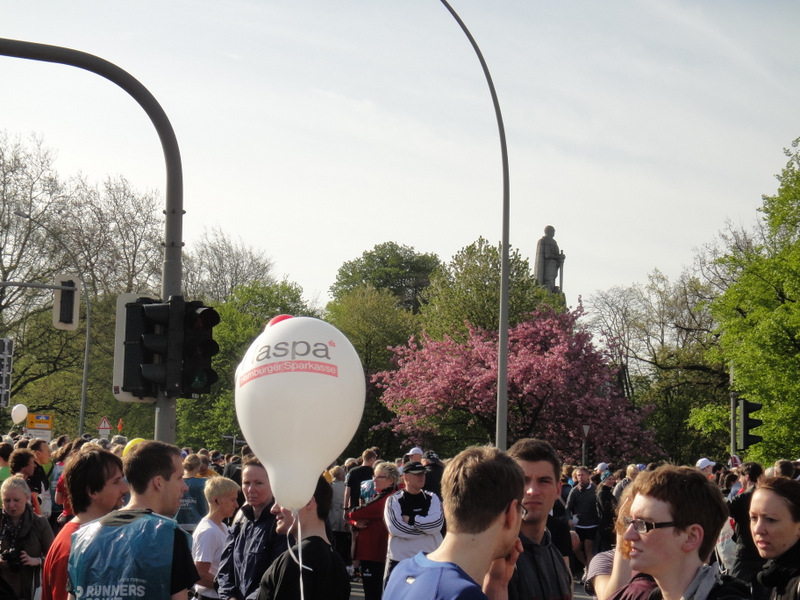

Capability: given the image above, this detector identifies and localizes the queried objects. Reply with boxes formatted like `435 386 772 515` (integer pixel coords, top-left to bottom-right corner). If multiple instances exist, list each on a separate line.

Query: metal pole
582 424 590 467
13 210 91 436
730 363 737 458
0 37 184 442
439 0 511 449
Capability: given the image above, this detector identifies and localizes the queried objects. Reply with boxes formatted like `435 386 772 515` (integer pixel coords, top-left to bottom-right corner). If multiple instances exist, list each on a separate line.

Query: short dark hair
242 455 264 470
29 438 48 454
507 438 561 481
123 441 181 495
0 443 13 462
441 446 524 534
9 449 34 474
775 460 795 478
629 465 727 561
313 475 333 520
65 447 124 513
740 461 763 481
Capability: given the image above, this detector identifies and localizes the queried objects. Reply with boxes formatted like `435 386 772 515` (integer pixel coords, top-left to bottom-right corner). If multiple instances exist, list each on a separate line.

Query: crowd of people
0 430 799 600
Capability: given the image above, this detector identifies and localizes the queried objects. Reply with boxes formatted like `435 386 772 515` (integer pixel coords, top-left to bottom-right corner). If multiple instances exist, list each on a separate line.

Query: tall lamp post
439 0 511 449
14 210 91 436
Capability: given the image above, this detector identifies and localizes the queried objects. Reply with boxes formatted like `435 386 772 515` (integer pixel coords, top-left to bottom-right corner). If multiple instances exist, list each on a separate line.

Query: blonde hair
204 476 240 503
1 474 32 500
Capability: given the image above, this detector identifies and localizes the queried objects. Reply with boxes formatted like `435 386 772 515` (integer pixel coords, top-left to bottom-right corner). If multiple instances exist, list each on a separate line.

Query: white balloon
235 316 365 510
11 404 27 425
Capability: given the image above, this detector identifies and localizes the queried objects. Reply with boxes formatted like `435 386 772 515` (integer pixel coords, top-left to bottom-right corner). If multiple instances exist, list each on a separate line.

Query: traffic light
181 301 220 396
738 398 763 450
140 296 185 397
119 297 158 400
118 296 185 399
53 274 81 331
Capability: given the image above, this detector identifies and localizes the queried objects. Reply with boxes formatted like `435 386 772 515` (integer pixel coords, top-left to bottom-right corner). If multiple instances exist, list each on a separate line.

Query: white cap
409 447 424 456
595 462 609 472
696 458 715 470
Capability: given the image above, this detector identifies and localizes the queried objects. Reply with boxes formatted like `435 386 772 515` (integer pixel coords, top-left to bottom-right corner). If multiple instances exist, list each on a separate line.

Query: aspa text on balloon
253 340 332 362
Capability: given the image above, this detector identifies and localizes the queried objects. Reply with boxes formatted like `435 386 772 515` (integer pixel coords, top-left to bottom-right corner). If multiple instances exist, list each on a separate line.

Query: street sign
98 415 113 440
26 414 52 430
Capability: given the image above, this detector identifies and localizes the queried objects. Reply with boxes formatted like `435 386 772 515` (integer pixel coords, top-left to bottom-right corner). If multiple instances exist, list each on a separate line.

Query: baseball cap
403 461 426 474
696 457 715 470
409 447 424 456
595 462 609 472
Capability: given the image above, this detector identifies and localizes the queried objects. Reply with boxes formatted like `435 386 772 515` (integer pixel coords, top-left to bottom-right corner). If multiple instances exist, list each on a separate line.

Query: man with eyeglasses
607 465 750 600
383 460 444 585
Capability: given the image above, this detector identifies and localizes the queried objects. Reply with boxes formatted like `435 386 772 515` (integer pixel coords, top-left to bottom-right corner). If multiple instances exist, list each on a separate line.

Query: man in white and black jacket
383 460 444 586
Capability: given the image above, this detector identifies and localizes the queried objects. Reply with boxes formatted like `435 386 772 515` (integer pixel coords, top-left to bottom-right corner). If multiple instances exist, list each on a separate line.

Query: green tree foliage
711 137 800 462
330 242 440 313
326 285 419 373
326 285 420 459
176 279 317 449
420 237 561 340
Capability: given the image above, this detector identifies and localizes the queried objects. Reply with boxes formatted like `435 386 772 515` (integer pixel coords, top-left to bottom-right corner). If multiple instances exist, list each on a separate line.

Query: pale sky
3 1 799 310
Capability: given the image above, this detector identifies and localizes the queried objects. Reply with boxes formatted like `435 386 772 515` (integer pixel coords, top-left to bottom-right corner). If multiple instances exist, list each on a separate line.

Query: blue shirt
383 552 487 600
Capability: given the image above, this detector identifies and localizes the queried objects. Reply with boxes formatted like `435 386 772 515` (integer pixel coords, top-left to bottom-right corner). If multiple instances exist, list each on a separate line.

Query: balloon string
286 508 311 600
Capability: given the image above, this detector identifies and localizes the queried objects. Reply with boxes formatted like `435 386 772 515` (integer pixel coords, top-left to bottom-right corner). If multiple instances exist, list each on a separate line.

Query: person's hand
483 537 524 600
19 551 40 567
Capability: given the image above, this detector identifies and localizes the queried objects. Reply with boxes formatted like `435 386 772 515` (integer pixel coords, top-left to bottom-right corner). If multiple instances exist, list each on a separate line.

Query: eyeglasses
622 516 677 534
373 475 389 480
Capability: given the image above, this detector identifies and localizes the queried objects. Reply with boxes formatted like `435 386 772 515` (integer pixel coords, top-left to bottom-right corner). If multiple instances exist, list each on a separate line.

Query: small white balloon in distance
235 316 365 510
11 404 27 425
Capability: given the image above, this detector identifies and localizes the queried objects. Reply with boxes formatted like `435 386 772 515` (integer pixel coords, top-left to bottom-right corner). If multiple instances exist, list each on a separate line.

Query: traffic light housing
738 398 763 450
53 274 81 331
181 301 220 396
140 296 185 397
118 296 185 400
119 297 158 400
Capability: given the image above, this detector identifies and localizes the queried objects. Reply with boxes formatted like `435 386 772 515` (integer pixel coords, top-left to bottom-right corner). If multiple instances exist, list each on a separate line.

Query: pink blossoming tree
375 305 658 463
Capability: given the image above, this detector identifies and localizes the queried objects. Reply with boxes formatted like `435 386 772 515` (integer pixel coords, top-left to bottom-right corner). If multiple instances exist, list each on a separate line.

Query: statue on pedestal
534 225 565 293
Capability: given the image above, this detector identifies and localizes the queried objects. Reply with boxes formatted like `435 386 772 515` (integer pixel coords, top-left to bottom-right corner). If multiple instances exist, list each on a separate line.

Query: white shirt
192 515 230 598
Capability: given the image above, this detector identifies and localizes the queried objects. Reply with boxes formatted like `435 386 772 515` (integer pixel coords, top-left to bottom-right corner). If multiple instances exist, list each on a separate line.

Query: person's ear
683 523 704 554
505 499 521 530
